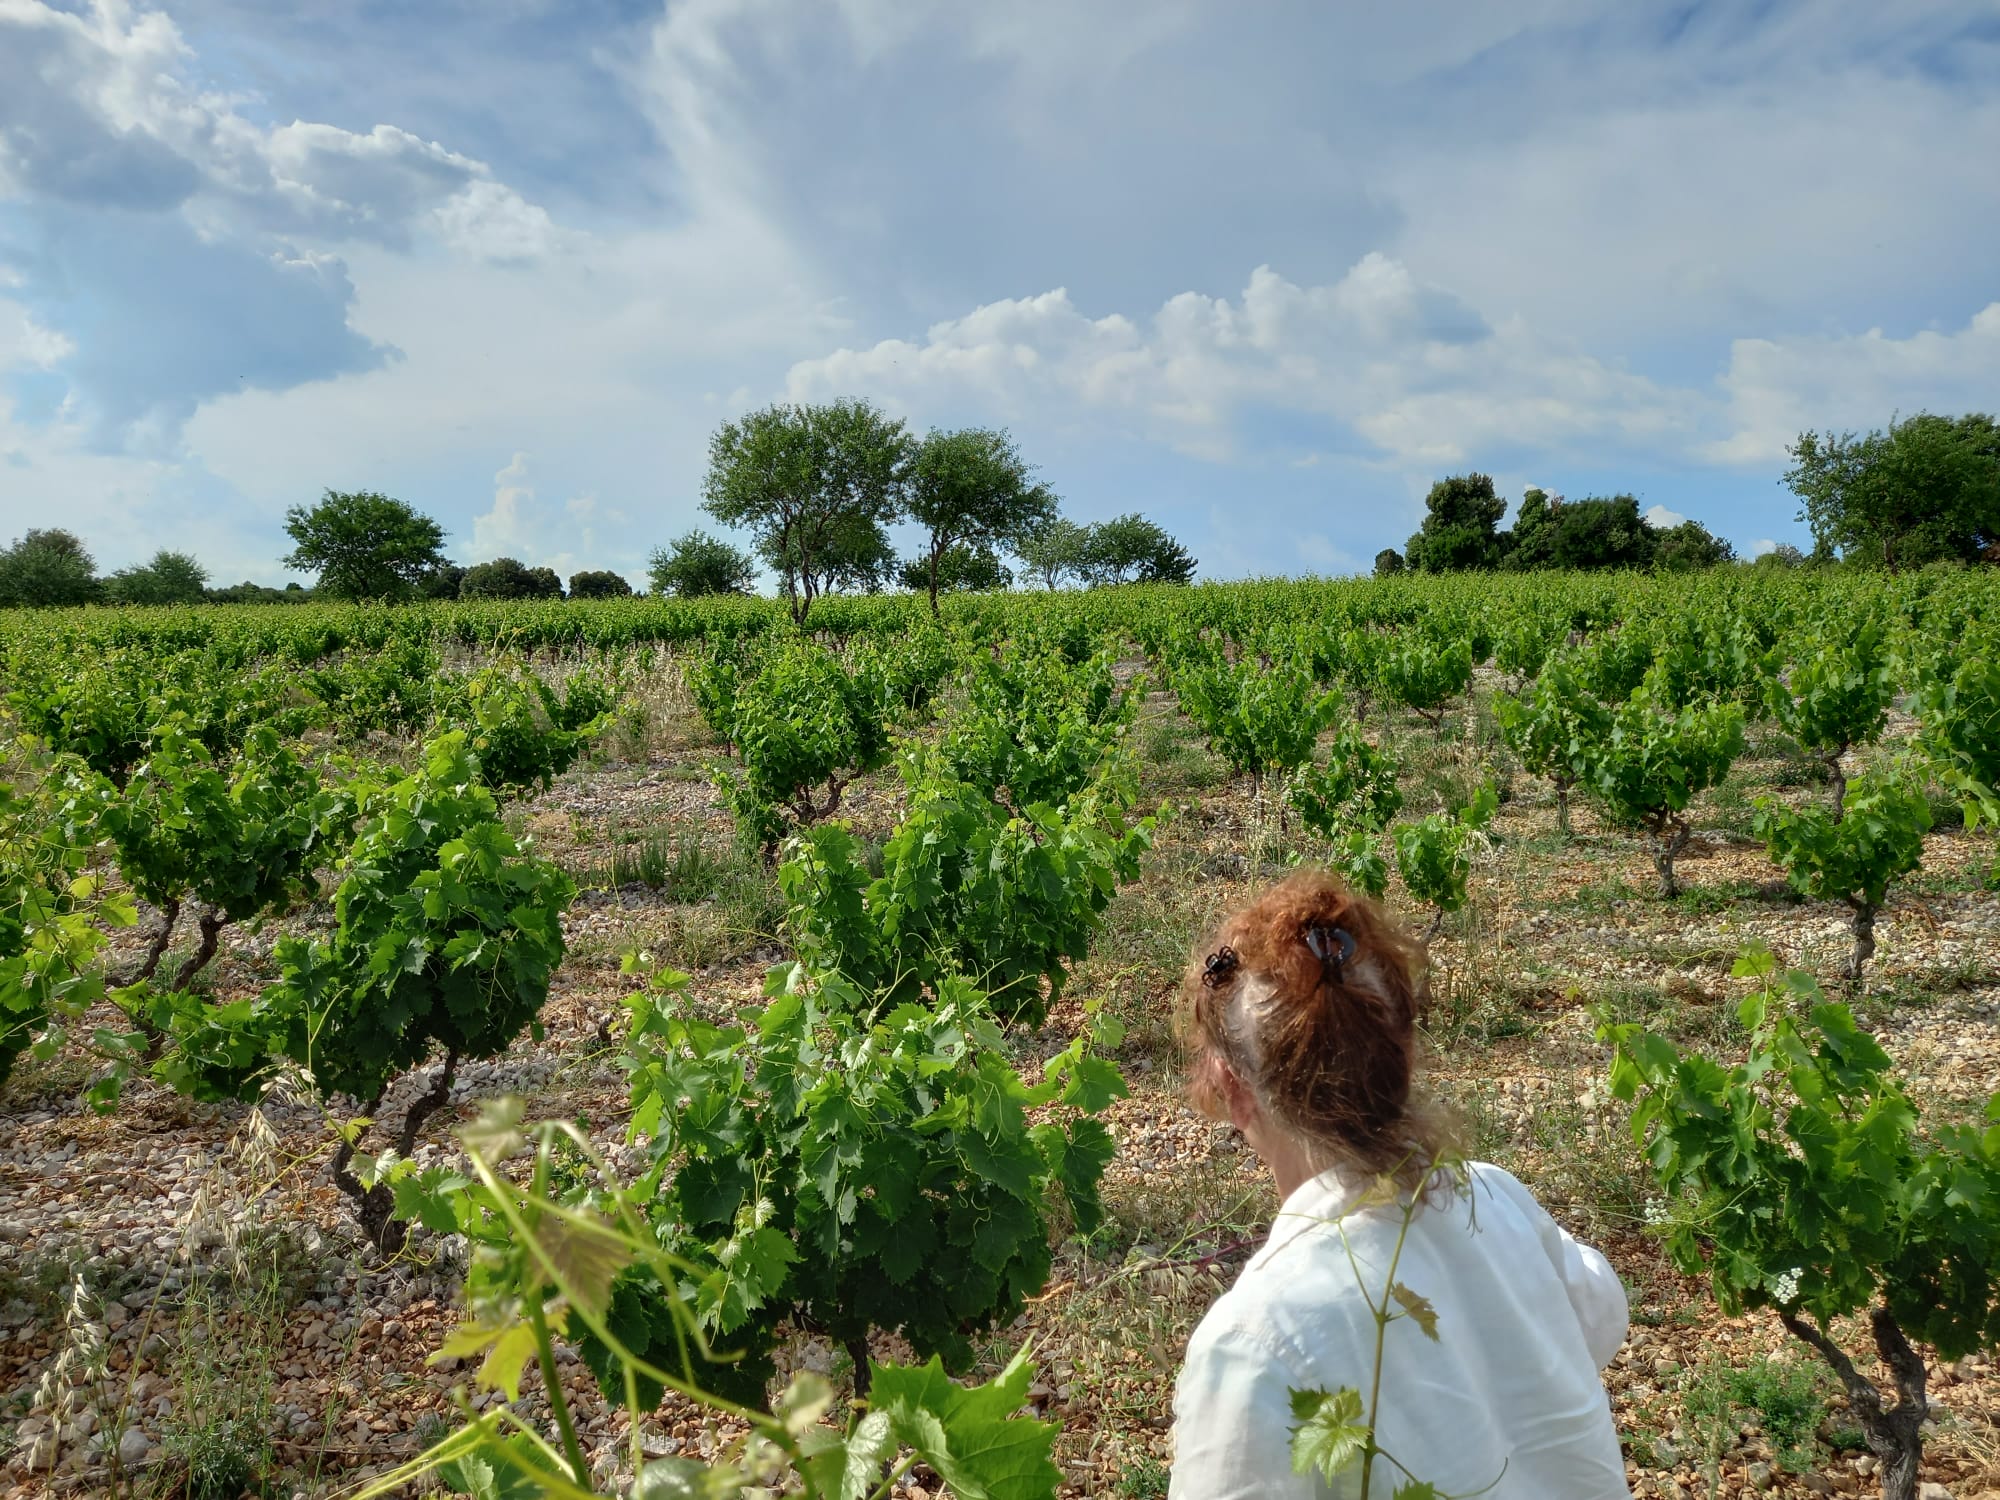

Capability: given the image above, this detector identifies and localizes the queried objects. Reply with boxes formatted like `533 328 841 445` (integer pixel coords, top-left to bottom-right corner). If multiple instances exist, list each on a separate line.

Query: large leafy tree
104 549 209 605
282 490 448 600
1546 495 1656 569
566 568 632 599
902 428 1053 613
1501 487 1557 569
1013 516 1091 590
648 529 758 597
1081 513 1196 585
460 557 564 600
700 400 912 624
0 529 100 607
1404 473 1505 572
414 562 465 600
1786 412 2000 570
768 509 898 597
896 542 1012 595
1652 518 1736 571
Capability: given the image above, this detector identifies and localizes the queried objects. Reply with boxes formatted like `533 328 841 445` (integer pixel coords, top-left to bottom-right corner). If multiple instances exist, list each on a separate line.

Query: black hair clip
1302 922 1357 984
1201 945 1240 988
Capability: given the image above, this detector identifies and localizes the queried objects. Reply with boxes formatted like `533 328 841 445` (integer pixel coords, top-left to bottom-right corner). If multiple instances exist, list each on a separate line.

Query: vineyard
1 569 1998 1500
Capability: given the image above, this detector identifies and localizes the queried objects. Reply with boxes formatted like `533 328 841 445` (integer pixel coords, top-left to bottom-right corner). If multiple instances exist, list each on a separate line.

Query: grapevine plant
603 962 1124 1405
1493 657 1609 837
937 642 1133 811
1288 725 1403 842
0 765 137 1093
1391 783 1497 937
1917 634 2000 831
1585 674 1744 898
1754 765 1930 985
369 1102 1066 1500
80 722 336 996
1603 947 2000 1500
154 733 575 1248
434 660 619 797
1173 643 1340 803
1376 635 1474 740
778 758 1156 1024
704 638 893 854
1764 619 1895 818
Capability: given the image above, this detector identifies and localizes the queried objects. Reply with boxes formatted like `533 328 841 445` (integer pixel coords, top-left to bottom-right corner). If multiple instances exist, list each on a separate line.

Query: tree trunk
1555 781 1572 838
171 909 227 992
1778 1308 1925 1500
845 1333 874 1400
1652 817 1691 899
126 897 181 986
1846 898 1878 987
330 1052 460 1252
1827 752 1849 822
928 542 942 617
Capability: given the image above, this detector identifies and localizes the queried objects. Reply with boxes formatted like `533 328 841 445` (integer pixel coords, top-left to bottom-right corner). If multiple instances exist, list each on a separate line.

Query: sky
1 0 1997 589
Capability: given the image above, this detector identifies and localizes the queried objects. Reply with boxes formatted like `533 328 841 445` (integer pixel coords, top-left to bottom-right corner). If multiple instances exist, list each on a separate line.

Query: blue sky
1 0 1997 588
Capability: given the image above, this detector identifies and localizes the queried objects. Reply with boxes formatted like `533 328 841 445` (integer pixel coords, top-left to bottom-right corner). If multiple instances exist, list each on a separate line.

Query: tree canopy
1013 516 1092 590
896 542 1012 594
1081 513 1197 585
700 400 911 623
0 529 100 607
902 428 1054 612
460 557 564 600
648 530 759 598
281 491 448 601
104 550 209 605
1405 474 1506 572
1653 518 1737 571
567 569 633 599
1786 412 2000 569
1539 495 1655 570
1401 480 1738 576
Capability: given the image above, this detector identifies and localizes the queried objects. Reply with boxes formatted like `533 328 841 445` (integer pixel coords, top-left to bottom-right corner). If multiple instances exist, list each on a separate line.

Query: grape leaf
870 1348 1060 1500
1389 1281 1440 1341
1288 1385 1369 1481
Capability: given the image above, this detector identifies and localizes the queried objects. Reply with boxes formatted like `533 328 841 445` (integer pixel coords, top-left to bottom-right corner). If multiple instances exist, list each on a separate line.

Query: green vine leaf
1287 1385 1370 1480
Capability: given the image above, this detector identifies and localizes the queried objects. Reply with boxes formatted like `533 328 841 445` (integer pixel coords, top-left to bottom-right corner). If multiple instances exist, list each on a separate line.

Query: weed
1477 1083 1652 1237
1700 777 1760 840
161 1230 292 1500
0 1045 95 1108
1593 983 1733 1048
1115 1457 1172 1498
1090 1151 1267 1267
1544 872 1642 915
1138 710 1224 792
1071 841 1215 1068
1679 1353 1834 1478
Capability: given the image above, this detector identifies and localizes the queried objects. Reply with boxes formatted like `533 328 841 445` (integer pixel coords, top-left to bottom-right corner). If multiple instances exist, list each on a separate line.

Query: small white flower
1643 1197 1670 1227
1769 1266 1802 1304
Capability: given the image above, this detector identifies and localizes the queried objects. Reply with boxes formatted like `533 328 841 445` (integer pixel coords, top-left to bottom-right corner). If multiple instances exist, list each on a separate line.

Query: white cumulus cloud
1710 302 2000 465
786 256 1705 468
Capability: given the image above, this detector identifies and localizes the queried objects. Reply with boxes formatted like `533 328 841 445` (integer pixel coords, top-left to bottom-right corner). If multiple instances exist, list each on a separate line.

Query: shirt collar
1248 1163 1383 1271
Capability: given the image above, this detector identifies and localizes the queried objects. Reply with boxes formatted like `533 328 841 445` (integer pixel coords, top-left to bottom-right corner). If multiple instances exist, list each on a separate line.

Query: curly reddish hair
1178 868 1455 1184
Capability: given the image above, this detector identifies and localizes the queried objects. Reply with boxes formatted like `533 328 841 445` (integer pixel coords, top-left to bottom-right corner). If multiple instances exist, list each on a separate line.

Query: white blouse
1170 1161 1632 1500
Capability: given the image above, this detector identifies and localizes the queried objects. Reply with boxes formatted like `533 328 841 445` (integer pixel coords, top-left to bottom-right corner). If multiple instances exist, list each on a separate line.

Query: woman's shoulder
1463 1159 1532 1198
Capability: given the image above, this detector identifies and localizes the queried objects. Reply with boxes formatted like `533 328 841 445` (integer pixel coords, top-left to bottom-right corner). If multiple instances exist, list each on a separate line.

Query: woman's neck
1256 1126 1325 1202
